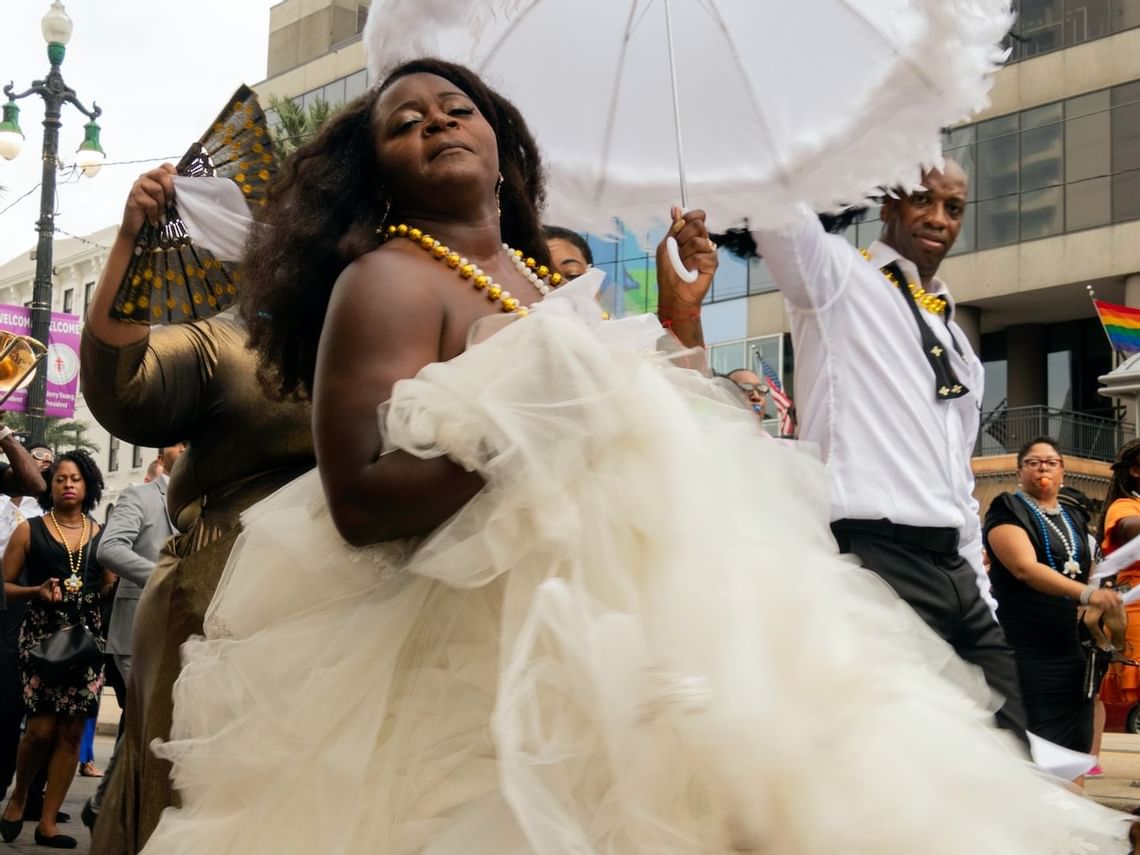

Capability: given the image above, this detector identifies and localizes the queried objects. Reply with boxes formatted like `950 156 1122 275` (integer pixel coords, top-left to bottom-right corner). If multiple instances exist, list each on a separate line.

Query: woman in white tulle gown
140 58 1129 854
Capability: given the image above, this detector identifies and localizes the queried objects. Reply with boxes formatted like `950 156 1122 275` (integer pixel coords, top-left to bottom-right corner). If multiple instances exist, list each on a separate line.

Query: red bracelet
658 310 701 328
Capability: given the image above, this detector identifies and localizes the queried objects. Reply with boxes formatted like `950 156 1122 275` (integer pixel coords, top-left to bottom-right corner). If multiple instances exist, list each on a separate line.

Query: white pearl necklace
505 243 555 297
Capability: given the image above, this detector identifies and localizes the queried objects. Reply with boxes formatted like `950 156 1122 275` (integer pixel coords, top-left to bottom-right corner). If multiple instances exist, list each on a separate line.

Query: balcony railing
976 406 1134 462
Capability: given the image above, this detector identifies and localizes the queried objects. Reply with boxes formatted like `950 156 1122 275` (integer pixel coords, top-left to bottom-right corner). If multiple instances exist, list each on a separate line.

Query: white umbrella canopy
364 0 1012 237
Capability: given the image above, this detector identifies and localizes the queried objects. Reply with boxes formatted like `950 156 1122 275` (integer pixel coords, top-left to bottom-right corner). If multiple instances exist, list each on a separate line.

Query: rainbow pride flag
1094 299 1140 354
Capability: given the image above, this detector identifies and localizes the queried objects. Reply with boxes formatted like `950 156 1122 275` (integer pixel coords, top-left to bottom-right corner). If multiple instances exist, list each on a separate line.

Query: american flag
753 350 796 438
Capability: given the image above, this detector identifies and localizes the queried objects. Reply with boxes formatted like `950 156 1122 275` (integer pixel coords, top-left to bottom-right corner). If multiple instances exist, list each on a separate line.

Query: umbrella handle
665 236 699 284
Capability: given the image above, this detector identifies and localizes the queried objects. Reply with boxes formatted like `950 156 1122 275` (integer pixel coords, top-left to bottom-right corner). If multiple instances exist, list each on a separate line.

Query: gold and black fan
111 84 277 324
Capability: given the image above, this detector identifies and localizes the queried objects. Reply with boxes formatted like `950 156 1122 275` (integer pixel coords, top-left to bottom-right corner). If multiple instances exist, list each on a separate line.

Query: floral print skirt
18 593 105 717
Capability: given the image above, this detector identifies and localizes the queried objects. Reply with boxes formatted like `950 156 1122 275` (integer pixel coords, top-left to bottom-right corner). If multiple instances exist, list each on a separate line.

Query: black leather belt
831 518 959 556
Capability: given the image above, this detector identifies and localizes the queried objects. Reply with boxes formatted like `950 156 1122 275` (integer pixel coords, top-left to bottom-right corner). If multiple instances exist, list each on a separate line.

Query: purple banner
0 305 81 418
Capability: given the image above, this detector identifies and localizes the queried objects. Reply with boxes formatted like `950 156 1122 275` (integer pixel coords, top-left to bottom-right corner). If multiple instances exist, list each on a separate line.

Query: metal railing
975 406 1135 462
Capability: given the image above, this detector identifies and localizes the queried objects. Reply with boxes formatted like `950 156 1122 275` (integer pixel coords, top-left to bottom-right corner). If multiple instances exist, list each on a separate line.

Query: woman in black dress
0 450 111 848
984 437 1121 760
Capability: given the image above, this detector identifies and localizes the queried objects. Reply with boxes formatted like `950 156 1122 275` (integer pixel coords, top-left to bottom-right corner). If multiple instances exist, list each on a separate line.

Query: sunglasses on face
30 450 53 462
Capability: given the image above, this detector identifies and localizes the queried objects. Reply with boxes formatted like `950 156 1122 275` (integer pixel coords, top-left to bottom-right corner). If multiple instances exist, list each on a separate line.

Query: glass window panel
948 202 977 256
323 76 346 107
711 248 748 303
944 125 977 149
585 234 616 265
977 196 1020 248
613 256 654 316
1112 99 1140 173
1064 0 1111 45
1047 350 1073 409
1020 123 1064 190
300 88 317 113
1020 186 1064 239
978 113 1020 141
981 359 1008 413
748 257 777 294
1066 176 1112 229
1112 0 1140 31
1113 168 1140 221
1023 102 1064 130
345 69 367 102
977 135 1020 199
709 342 746 377
1018 0 1064 54
943 145 977 199
1113 79 1140 107
1067 89 1110 120
1065 109 1111 181
593 262 618 313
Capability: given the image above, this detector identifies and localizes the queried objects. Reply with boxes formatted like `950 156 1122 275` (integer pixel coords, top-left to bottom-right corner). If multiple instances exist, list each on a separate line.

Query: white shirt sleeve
752 205 854 311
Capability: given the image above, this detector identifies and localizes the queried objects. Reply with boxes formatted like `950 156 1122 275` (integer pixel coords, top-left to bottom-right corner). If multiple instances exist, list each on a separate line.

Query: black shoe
33 828 77 849
80 798 96 831
0 815 22 842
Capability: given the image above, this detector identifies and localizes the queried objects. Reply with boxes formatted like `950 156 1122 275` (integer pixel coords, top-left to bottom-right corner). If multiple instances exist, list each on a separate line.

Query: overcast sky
0 0 274 265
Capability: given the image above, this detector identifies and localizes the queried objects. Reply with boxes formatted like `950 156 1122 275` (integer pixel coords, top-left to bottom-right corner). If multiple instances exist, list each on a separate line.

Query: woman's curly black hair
40 449 104 514
1101 437 1140 540
241 57 549 401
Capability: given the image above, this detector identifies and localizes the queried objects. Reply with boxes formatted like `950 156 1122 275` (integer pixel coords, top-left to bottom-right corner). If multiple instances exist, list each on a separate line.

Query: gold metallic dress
79 315 313 854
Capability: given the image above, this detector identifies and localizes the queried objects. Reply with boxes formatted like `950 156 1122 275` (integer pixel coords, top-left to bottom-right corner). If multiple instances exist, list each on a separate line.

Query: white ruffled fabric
143 302 1128 854
363 0 1012 236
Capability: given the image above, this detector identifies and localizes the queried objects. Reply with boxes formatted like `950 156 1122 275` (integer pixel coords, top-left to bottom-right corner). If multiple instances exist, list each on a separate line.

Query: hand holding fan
112 84 277 324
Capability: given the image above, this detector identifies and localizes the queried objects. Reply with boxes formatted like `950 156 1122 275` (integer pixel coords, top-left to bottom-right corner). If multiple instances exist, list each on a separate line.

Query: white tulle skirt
142 304 1128 854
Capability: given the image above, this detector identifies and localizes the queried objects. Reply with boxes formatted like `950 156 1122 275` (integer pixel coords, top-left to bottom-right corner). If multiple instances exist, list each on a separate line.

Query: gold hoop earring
495 173 504 218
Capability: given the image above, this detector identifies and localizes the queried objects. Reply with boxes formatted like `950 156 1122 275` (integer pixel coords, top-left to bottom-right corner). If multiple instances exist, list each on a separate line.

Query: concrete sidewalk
1087 732 1140 813
0 732 112 854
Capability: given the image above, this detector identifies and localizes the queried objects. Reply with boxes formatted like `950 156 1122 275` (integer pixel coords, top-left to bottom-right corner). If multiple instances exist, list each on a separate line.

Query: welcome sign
0 305 81 418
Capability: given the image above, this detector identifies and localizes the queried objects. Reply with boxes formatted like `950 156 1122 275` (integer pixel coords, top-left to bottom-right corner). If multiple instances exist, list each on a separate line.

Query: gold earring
495 173 504 218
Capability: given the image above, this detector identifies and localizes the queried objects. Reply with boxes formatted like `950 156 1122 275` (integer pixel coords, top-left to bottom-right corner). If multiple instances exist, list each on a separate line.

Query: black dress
18 516 105 717
983 492 1092 752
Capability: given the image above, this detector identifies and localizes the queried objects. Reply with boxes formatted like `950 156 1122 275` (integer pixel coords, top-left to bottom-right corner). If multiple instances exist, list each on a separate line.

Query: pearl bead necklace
1015 490 1081 578
384 223 562 316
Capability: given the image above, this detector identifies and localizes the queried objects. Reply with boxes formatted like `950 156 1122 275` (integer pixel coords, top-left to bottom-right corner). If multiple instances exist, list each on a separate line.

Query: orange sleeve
1102 497 1140 553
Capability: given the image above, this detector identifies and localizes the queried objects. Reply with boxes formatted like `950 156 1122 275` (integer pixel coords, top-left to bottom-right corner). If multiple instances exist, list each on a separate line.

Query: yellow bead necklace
48 510 89 595
860 248 947 316
385 223 562 316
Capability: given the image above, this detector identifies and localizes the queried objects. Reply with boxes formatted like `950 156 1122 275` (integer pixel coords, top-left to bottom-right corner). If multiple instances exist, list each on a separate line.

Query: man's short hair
542 225 593 266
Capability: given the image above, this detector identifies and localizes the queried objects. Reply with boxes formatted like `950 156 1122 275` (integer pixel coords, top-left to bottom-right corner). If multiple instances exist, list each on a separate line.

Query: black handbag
28 622 101 684
27 521 102 683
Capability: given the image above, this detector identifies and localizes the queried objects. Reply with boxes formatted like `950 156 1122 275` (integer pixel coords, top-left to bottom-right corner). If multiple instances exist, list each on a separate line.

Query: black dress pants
833 521 1030 748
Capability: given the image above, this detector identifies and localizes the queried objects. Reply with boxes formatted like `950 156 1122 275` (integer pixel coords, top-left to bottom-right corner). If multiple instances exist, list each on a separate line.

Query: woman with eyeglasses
984 437 1121 758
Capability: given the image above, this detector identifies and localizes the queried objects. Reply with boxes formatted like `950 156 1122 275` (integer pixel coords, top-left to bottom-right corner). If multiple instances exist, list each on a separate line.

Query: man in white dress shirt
660 160 1028 745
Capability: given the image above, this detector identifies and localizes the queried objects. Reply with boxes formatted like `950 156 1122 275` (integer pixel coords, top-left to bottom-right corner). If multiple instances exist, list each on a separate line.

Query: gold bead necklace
48 510 89 595
860 248 947 316
384 223 562 316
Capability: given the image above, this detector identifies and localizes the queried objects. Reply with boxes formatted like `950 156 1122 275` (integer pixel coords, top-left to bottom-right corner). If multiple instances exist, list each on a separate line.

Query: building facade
0 227 159 519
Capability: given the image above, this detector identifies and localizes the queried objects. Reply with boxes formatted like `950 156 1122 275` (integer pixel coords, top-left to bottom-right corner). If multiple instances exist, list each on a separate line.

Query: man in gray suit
83 443 185 827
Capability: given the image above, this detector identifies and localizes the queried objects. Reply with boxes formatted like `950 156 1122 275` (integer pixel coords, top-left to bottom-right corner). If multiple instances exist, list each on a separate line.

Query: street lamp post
0 1 103 444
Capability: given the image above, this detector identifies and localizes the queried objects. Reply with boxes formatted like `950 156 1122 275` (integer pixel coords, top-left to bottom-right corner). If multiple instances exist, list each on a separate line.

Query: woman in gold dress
79 163 314 853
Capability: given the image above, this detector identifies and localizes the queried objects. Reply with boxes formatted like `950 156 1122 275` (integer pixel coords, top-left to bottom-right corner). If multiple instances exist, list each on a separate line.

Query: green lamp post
1 1 104 442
